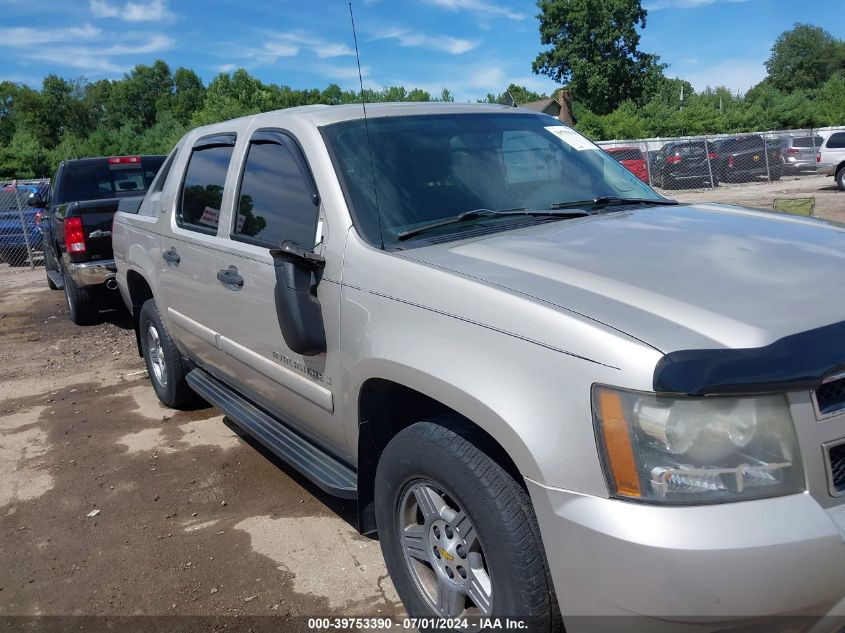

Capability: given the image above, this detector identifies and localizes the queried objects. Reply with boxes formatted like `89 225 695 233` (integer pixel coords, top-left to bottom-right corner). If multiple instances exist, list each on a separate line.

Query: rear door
156 134 237 374
210 129 347 456
823 132 845 165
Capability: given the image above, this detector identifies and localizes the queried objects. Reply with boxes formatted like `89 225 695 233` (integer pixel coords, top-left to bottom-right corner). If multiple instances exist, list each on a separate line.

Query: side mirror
28 191 48 209
269 241 327 357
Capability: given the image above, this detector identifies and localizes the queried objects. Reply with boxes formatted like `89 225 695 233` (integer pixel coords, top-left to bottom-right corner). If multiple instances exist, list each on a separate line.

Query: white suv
817 130 845 190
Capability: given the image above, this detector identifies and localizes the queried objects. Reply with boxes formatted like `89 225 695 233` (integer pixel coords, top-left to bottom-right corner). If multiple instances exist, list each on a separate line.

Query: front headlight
592 385 805 504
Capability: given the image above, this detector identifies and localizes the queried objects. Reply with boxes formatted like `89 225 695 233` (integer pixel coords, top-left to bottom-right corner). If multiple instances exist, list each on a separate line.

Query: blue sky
0 0 843 101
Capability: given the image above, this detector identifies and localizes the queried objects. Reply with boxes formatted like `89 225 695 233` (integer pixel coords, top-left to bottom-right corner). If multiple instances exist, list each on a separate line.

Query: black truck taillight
65 217 86 253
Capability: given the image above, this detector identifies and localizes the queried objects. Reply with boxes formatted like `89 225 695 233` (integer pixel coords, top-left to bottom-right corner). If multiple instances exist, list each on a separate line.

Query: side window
233 135 319 248
178 136 235 234
149 150 176 194
827 133 845 149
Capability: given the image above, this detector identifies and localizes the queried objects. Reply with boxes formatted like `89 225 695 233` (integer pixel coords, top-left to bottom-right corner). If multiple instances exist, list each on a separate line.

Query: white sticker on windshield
544 126 597 151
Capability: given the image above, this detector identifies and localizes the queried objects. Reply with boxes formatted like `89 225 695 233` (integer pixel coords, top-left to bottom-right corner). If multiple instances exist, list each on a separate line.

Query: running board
47 270 64 289
186 368 357 499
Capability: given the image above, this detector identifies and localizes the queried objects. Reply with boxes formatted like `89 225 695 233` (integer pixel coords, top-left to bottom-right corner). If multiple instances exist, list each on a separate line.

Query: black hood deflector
653 319 845 395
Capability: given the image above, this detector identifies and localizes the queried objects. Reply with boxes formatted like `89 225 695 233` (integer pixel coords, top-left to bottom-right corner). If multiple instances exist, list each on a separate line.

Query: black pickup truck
29 155 165 324
710 134 783 182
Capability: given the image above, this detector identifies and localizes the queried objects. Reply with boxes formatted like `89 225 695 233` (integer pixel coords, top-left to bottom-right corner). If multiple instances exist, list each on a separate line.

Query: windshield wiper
549 196 678 211
396 208 590 241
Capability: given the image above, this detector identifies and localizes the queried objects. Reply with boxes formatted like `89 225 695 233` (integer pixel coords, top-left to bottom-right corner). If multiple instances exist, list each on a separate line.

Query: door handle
162 249 180 265
217 267 244 289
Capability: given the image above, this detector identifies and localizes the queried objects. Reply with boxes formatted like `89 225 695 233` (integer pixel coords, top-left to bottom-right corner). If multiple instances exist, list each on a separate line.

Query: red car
605 146 649 183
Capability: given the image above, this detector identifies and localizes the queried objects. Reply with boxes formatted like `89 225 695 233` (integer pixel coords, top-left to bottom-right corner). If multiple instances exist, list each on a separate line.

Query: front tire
138 299 199 409
375 418 561 631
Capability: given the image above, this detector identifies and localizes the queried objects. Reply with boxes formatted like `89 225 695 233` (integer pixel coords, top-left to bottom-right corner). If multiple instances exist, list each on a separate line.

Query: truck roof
189 102 545 133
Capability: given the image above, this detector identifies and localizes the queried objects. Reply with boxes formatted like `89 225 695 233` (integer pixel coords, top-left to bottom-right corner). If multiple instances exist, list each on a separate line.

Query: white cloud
0 23 101 46
90 0 118 17
421 0 526 21
89 0 176 22
0 24 173 76
256 32 355 62
681 59 766 93
645 0 747 9
371 27 478 55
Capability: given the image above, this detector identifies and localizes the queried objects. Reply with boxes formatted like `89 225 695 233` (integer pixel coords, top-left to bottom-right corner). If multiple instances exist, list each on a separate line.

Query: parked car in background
651 140 717 189
817 130 845 191
775 134 823 174
604 146 649 183
0 182 49 266
711 134 783 182
115 104 845 631
30 155 165 324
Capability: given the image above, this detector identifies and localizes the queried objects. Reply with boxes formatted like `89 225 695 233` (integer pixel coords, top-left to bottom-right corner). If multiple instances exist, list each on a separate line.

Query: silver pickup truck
114 103 845 632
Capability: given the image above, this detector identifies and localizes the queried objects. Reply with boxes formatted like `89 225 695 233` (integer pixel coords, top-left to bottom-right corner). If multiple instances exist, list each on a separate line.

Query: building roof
520 98 559 113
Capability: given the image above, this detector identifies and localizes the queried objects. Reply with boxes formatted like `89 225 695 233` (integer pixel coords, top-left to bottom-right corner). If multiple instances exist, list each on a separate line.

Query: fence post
811 127 817 173
703 135 716 189
763 135 772 182
643 141 653 187
13 185 36 271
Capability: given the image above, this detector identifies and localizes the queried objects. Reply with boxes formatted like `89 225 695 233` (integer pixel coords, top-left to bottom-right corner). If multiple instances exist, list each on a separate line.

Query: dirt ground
0 271 402 630
669 173 845 223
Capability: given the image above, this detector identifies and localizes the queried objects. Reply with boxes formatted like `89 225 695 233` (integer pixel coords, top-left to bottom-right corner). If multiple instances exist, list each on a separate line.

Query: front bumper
67 258 117 288
528 480 845 631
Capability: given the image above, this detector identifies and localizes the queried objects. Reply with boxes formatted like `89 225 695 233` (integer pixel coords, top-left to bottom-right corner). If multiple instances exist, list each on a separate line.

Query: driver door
210 130 347 457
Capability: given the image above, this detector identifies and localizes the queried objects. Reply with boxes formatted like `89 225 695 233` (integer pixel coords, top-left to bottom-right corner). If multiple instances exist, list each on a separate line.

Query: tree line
1 10 843 180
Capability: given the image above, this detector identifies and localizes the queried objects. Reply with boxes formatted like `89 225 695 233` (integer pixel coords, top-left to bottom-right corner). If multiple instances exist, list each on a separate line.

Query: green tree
0 128 49 179
765 23 845 92
108 60 175 130
171 68 206 125
532 0 665 114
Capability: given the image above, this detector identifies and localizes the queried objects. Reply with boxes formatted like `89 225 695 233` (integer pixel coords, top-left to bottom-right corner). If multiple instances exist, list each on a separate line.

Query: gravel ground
0 271 402 631
665 173 845 223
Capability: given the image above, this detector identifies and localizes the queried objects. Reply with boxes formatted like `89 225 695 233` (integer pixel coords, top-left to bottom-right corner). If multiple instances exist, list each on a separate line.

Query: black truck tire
836 166 845 192
138 299 200 409
63 270 98 325
375 418 562 632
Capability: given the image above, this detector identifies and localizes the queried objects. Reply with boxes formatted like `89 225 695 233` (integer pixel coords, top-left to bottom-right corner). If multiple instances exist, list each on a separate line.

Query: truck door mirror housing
269 241 327 356
28 191 48 209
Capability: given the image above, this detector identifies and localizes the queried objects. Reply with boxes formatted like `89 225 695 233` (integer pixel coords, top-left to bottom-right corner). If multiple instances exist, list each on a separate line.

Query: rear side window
826 133 845 149
149 147 178 195
792 136 823 148
233 134 319 248
178 136 235 234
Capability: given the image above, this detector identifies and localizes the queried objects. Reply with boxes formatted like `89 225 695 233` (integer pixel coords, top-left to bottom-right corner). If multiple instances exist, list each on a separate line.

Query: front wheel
375 418 561 631
138 299 200 409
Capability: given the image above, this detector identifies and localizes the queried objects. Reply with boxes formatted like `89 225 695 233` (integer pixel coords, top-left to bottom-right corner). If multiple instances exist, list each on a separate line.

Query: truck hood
401 203 845 353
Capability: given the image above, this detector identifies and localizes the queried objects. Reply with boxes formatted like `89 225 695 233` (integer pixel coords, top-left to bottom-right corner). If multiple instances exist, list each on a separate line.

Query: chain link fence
0 179 51 272
597 126 845 192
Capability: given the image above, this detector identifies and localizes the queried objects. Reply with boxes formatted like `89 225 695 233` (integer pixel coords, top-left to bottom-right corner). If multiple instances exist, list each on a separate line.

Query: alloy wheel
398 480 492 618
146 323 168 387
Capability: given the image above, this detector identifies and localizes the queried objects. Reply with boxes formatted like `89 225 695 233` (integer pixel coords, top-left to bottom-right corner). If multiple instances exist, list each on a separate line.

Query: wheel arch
354 366 539 536
125 269 154 356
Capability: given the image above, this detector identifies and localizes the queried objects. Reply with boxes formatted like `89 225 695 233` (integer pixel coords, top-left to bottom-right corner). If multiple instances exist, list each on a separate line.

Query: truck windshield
322 112 661 247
